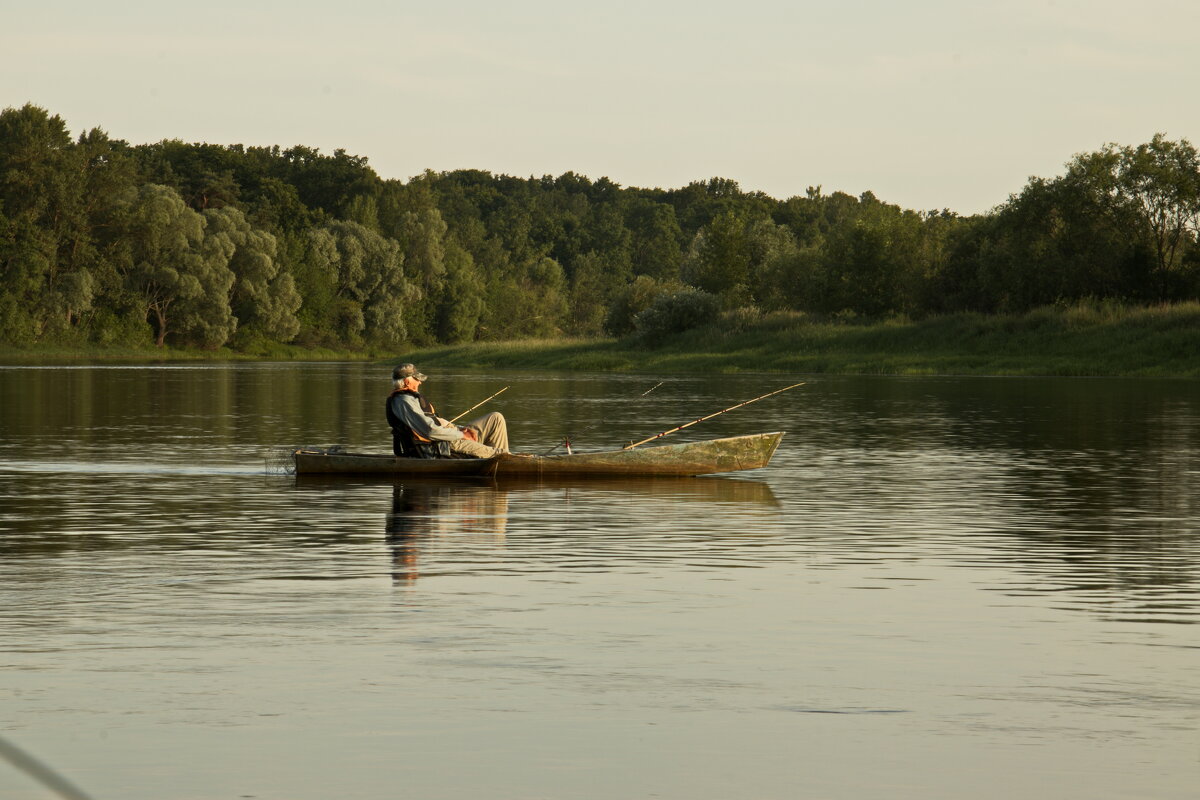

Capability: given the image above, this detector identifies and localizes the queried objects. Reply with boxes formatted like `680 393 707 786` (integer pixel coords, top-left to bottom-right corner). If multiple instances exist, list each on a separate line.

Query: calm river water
1 364 1198 799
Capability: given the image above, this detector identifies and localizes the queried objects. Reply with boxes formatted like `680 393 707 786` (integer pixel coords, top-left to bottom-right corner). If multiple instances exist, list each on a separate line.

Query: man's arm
391 394 464 443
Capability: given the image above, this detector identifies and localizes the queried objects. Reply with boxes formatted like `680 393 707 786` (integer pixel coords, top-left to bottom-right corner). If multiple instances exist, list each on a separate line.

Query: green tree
816 195 927 317
0 213 50 344
681 210 796 308
772 188 825 247
961 175 1146 312
203 206 301 344
604 274 684 336
323 220 416 346
682 210 752 305
436 241 485 343
395 208 450 343
0 104 92 340
566 250 629 336
481 256 568 339
71 127 141 332
274 146 381 218
1065 134 1200 297
744 216 799 304
344 193 380 230
244 177 313 234
756 247 821 312
115 184 236 347
520 256 570 337
626 198 684 281
285 227 340 346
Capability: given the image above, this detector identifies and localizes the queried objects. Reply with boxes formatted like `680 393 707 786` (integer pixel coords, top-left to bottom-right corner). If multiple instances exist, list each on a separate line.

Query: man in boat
387 363 511 458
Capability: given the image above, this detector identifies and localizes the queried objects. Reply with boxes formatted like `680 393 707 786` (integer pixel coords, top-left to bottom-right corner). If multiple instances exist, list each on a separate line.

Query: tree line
2 103 1199 350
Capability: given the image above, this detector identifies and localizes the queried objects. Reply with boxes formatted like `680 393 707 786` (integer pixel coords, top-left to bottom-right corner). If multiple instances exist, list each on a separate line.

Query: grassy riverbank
0 342 387 364
3 303 1199 377
404 303 1200 377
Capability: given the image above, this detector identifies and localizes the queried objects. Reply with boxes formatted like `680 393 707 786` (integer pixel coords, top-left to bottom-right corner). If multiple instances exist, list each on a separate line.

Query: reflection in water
306 475 781 584
491 474 782 505
385 482 510 584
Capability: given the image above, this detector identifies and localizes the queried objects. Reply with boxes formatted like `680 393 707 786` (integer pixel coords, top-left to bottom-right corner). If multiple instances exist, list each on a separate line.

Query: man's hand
461 427 479 442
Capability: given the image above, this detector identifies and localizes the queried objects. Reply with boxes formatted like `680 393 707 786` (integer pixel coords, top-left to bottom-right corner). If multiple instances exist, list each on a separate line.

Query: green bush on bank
633 289 721 343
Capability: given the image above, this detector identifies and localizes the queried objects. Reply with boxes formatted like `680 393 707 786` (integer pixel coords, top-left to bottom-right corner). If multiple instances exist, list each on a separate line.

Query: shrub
604 275 684 336
89 306 153 347
632 289 721 342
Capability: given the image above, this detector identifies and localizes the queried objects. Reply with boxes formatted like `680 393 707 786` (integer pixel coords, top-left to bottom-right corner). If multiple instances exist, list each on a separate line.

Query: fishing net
263 445 347 475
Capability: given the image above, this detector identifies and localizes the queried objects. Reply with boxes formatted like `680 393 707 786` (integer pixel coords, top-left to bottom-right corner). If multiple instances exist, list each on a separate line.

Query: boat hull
491 432 784 477
292 450 494 476
291 433 784 478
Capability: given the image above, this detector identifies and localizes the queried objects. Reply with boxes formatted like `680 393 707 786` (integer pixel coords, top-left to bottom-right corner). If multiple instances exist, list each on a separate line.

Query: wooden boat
291 449 494 476
292 432 784 478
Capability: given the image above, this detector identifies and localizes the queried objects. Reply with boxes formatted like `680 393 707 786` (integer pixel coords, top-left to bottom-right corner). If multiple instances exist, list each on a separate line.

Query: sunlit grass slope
404 303 1200 377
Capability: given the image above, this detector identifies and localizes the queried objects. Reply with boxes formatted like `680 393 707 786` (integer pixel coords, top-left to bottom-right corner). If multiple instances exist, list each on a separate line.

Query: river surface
1 364 1198 799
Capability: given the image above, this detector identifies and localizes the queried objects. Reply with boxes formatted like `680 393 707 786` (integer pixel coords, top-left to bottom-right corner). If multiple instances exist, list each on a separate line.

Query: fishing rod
542 381 665 455
623 382 805 450
0 735 94 800
448 386 509 423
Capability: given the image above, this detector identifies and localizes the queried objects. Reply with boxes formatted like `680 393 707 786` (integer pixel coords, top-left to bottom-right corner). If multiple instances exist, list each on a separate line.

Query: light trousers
449 411 510 458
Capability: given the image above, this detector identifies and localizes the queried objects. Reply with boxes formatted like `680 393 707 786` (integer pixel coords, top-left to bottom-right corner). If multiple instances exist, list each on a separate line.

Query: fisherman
386 363 511 458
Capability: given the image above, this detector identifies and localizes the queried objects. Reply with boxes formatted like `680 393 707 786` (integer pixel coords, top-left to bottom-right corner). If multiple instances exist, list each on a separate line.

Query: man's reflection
383 476 778 584
385 481 509 584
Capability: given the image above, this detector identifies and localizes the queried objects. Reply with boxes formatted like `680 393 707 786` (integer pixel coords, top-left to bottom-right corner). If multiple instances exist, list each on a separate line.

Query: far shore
4 304 1200 378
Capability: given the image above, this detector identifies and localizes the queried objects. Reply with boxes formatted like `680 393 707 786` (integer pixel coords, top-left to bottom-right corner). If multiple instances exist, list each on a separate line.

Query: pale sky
3 0 1197 215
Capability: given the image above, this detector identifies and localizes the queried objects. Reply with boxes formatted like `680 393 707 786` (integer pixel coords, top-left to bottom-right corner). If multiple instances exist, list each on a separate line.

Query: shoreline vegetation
4 301 1198 377
3 104 1200 378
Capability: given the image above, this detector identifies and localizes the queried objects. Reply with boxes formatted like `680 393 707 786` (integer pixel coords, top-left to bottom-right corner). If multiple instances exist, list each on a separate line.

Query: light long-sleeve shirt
388 392 464 443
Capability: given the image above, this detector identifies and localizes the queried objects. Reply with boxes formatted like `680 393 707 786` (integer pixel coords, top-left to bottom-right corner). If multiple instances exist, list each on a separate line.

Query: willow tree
117 184 235 347
204 206 301 344
322 220 417 346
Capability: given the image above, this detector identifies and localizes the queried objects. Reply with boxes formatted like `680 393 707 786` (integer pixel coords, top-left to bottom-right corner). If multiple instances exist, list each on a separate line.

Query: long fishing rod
623 382 805 450
542 381 665 455
0 735 94 800
448 386 509 423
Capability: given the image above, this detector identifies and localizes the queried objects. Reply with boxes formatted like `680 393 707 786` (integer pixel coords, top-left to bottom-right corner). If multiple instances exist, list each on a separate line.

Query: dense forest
2 103 1199 352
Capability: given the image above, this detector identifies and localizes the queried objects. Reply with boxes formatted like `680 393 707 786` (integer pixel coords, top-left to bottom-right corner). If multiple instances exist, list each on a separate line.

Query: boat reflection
387 476 779 583
491 474 781 504
295 475 780 584
292 473 780 505
385 482 510 584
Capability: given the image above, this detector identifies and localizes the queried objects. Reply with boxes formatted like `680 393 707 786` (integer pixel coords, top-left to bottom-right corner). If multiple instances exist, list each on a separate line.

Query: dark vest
387 390 451 459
